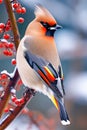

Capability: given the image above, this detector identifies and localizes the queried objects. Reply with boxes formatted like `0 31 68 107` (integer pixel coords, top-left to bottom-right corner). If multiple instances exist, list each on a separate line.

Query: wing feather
24 50 64 98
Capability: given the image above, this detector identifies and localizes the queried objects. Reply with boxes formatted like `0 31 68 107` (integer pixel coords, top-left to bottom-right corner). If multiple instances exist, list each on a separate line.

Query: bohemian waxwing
16 4 70 125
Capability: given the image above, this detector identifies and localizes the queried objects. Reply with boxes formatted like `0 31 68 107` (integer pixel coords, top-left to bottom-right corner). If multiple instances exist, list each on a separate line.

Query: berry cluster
0 20 14 57
0 20 11 34
0 1 26 57
0 71 24 112
4 95 25 113
12 1 26 23
0 39 15 56
0 0 27 114
14 4 26 14
11 96 25 106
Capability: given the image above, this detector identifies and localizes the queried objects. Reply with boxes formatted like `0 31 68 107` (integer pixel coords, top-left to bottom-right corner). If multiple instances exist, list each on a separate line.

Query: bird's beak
50 95 59 111
56 24 62 29
49 24 62 31
47 24 62 36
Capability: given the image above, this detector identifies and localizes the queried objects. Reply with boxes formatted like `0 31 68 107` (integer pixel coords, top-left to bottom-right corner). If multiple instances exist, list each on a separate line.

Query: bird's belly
17 48 43 92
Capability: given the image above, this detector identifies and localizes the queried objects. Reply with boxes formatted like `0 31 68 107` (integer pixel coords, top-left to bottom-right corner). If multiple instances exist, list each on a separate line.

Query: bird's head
25 4 62 37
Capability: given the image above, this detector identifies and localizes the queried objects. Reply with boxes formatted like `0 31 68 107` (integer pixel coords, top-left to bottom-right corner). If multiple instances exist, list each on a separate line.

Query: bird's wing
24 50 65 98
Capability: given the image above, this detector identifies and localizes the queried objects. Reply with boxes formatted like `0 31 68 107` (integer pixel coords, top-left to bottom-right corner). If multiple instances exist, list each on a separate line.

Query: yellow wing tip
44 66 55 82
50 95 59 111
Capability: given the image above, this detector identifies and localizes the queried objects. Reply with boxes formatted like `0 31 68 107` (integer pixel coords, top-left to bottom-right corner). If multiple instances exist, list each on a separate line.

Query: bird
16 4 70 125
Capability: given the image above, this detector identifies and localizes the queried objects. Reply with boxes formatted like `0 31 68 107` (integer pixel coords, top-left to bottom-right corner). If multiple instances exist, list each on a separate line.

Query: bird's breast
26 36 60 70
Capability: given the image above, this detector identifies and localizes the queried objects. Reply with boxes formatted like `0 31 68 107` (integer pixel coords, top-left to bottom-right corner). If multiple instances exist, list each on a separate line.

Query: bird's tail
58 99 70 125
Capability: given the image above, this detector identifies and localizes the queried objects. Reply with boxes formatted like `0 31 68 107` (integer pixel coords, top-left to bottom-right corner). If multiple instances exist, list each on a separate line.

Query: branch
0 0 20 118
4 0 20 50
0 89 35 130
0 1 36 129
0 68 19 118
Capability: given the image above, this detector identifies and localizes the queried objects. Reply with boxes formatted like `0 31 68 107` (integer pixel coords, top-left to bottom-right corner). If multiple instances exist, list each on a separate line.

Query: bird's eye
40 21 49 29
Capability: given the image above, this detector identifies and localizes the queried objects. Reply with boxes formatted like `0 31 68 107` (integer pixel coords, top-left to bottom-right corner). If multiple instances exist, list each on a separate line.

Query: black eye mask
40 21 57 36
40 21 49 29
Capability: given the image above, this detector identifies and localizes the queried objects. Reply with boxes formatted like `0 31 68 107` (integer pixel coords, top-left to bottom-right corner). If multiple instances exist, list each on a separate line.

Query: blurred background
0 0 87 130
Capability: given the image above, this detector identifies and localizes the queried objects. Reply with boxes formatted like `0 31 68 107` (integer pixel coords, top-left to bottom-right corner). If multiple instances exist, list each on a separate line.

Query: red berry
13 3 19 9
12 96 17 102
3 34 10 40
8 42 14 49
21 7 26 14
0 23 5 29
16 8 22 14
15 99 20 105
19 98 25 104
8 51 13 56
0 0 3 4
3 50 12 56
5 25 11 31
4 107 9 113
3 50 9 56
1 74 7 79
17 17 24 23
11 59 16 65
0 43 3 48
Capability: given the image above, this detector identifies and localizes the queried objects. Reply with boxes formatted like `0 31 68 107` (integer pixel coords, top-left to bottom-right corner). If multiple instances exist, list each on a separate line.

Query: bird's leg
23 87 36 97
